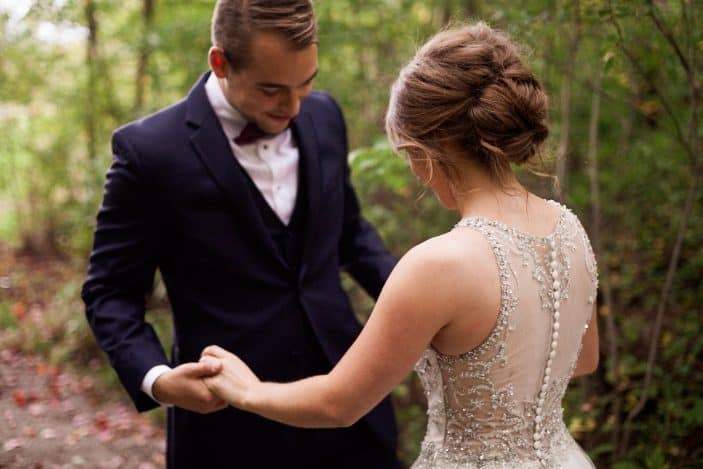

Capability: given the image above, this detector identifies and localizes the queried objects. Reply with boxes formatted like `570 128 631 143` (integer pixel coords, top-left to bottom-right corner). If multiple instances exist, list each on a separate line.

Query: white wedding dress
412 202 598 469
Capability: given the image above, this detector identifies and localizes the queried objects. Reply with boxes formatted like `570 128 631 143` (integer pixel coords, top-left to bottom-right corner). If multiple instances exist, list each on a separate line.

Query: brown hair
386 22 549 187
211 0 317 71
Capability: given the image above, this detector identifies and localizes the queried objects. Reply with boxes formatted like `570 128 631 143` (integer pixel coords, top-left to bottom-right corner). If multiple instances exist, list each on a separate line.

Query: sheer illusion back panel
412 202 598 468
500 206 598 408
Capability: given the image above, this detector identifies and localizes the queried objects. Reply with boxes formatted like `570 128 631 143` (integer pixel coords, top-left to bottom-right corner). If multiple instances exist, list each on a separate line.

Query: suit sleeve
81 131 169 412
329 98 397 299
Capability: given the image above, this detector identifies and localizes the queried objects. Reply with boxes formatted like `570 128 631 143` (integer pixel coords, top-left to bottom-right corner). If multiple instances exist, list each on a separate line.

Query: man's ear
208 47 228 78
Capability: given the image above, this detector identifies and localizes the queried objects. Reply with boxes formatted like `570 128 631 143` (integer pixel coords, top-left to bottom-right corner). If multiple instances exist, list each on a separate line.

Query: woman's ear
409 157 434 185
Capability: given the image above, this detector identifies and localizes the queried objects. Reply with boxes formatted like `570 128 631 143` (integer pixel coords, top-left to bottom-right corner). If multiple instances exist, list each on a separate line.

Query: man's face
219 32 318 134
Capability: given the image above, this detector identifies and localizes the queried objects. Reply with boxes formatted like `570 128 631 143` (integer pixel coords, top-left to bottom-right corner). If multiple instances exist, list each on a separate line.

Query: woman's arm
202 239 462 428
572 304 599 377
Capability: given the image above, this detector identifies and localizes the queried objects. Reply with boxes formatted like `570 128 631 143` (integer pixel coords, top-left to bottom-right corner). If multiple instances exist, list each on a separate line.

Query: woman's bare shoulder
393 229 497 293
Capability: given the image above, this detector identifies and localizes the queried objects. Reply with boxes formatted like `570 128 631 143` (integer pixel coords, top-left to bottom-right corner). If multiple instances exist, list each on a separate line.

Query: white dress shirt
206 72 299 225
140 73 301 403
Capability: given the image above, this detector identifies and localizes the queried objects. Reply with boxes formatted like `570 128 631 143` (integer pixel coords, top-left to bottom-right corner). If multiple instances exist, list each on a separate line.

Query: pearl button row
534 239 561 461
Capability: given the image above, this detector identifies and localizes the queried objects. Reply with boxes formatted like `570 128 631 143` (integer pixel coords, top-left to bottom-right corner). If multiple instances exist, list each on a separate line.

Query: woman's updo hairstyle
386 22 549 187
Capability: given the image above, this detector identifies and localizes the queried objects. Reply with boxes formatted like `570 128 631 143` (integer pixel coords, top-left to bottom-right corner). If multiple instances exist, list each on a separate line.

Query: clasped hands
151 346 259 414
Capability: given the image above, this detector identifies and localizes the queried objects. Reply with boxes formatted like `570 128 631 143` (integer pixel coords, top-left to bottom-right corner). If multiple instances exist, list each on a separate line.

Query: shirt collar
204 72 247 132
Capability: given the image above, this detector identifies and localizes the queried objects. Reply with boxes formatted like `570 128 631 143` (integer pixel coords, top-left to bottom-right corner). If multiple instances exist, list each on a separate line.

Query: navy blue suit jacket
82 73 399 468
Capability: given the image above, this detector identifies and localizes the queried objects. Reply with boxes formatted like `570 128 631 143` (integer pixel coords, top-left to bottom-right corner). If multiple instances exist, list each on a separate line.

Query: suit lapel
185 74 288 269
292 111 321 267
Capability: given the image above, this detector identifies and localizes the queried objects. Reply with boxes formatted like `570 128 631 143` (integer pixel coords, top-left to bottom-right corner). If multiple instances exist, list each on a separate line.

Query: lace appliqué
572 214 599 307
412 202 595 469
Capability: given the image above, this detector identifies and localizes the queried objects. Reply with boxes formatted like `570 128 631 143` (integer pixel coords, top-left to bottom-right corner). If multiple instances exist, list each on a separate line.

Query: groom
81 0 399 467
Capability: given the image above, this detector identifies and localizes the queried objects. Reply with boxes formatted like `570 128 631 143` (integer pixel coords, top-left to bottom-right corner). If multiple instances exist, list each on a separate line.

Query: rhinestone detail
411 201 598 469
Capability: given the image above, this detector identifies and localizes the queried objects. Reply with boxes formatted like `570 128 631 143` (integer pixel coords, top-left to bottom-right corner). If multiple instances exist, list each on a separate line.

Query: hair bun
386 22 550 186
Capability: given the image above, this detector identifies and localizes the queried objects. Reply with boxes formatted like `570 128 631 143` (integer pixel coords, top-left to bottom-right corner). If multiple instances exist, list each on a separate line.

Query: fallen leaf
3 409 16 429
29 402 45 416
40 428 57 439
115 417 131 432
72 414 89 427
3 438 25 452
14 389 26 407
65 431 81 446
80 375 94 391
152 452 165 465
60 399 76 413
12 303 26 320
26 391 40 404
96 429 113 441
49 381 61 400
99 455 125 468
94 412 109 432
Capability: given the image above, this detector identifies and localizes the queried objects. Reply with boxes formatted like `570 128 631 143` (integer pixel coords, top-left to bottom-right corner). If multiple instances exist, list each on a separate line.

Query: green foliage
0 302 17 330
350 142 455 257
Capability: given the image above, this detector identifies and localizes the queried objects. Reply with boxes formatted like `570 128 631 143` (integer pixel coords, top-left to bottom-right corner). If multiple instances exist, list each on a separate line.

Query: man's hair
211 0 317 71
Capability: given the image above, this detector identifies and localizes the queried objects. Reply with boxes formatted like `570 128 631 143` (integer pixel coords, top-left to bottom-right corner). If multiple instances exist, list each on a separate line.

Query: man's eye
260 88 278 97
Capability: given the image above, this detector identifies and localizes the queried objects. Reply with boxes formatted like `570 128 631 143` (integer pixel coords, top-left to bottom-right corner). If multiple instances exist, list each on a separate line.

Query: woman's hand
152 360 227 413
200 345 261 410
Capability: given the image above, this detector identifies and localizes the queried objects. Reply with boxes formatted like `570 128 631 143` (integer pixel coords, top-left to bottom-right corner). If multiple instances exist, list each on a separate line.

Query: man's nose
281 91 301 117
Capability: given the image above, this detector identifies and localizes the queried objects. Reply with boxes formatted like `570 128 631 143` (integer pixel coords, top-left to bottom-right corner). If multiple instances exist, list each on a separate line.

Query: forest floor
0 350 166 468
0 244 167 468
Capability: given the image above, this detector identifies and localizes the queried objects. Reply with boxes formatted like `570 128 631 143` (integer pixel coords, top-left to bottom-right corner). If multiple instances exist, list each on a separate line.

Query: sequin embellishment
411 202 598 469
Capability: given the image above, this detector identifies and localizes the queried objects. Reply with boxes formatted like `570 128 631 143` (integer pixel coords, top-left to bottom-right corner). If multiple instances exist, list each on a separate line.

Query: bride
200 22 599 468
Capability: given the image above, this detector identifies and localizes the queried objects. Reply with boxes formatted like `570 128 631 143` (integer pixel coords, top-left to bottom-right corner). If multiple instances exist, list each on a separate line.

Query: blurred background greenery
0 0 701 467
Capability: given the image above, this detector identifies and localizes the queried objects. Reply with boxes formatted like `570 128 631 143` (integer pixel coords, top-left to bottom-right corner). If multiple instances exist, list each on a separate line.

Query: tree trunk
586 54 623 458
555 0 581 201
84 0 98 161
464 0 478 16
135 0 155 112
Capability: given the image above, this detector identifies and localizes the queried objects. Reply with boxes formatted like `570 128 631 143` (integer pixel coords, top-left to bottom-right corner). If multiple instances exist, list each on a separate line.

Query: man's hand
152 360 227 414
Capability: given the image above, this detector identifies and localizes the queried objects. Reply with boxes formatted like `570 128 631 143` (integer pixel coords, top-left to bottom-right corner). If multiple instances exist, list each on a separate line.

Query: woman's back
412 200 598 468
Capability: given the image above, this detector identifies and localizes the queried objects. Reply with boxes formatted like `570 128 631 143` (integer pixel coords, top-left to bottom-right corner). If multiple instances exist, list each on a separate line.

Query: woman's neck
450 164 528 219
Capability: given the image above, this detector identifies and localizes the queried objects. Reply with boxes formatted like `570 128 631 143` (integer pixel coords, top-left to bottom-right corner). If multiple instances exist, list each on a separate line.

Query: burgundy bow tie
234 122 269 145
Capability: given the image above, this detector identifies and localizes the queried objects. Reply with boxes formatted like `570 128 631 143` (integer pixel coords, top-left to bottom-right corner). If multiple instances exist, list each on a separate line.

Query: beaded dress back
412 202 598 469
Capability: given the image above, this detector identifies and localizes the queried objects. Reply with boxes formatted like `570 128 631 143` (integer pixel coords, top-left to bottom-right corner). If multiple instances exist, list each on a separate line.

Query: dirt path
0 349 166 468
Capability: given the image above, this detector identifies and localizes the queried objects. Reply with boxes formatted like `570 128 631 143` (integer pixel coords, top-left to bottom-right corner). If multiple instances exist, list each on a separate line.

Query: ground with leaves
0 245 167 468
0 349 166 468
